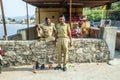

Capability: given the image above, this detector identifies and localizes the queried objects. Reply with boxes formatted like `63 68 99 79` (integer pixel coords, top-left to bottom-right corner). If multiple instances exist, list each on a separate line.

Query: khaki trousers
56 38 68 67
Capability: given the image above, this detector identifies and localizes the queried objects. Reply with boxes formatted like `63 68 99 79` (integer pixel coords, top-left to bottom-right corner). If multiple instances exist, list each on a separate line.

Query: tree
8 18 12 21
111 2 120 10
12 19 16 22
30 16 35 20
83 1 120 21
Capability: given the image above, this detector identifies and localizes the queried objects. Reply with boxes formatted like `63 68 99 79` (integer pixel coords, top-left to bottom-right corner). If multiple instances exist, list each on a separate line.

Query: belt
39 38 45 41
58 37 68 39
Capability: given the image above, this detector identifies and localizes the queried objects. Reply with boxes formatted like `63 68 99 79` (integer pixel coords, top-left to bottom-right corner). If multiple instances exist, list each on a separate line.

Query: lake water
0 24 34 39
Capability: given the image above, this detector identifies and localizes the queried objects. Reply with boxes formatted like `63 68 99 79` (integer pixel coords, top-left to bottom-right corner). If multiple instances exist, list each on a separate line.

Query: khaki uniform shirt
38 23 56 38
56 23 71 38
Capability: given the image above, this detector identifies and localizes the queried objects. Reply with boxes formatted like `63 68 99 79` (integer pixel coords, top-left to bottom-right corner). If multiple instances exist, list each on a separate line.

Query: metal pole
0 0 7 40
102 9 104 19
106 10 109 19
38 8 40 24
69 0 72 28
26 2 30 40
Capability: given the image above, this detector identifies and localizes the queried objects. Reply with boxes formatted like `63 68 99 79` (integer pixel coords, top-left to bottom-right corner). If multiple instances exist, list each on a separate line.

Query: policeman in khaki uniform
36 18 56 42
34 17 56 72
54 15 72 71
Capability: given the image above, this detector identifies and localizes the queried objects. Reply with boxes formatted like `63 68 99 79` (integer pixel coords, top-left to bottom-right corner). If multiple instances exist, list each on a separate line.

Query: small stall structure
23 0 119 24
22 0 119 39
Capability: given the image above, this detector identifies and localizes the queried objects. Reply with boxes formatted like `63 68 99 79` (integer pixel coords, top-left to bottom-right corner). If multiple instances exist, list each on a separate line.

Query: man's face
59 17 65 24
46 18 51 25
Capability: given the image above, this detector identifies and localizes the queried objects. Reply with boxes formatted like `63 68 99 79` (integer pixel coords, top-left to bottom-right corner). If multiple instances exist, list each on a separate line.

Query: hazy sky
0 0 35 17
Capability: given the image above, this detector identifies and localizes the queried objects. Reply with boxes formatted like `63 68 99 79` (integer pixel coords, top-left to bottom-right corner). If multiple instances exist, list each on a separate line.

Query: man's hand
53 40 56 47
37 26 41 30
70 41 72 46
37 27 40 30
36 24 41 30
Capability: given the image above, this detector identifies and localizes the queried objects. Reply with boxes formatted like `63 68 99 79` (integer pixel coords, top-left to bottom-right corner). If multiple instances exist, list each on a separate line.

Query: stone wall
0 39 109 66
8 34 22 40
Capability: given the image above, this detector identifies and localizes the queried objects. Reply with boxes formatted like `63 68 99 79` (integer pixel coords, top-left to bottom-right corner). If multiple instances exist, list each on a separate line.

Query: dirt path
0 63 120 80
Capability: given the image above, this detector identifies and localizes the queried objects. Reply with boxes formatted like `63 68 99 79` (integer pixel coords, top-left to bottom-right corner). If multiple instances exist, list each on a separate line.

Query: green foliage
12 19 16 22
8 18 12 21
30 16 35 20
84 9 105 21
83 1 120 21
109 2 120 20
109 10 120 20
87 12 102 21
111 2 120 10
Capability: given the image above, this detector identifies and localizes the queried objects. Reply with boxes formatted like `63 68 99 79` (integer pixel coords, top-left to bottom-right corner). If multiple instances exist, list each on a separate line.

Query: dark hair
81 15 86 19
59 15 65 18
45 17 50 21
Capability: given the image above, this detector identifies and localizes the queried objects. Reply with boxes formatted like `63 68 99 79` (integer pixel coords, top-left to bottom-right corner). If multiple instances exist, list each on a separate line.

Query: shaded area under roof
23 0 120 8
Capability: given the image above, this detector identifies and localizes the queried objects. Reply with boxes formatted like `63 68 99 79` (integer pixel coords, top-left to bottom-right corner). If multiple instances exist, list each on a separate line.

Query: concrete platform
108 50 120 65
115 50 120 59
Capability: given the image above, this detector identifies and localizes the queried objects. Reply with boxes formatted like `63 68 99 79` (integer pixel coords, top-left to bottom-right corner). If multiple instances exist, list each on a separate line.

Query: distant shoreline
0 24 35 39
0 23 35 25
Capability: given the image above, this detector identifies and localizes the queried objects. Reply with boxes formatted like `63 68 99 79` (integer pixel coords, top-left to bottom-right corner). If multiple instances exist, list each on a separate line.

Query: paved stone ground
0 63 120 80
0 50 120 80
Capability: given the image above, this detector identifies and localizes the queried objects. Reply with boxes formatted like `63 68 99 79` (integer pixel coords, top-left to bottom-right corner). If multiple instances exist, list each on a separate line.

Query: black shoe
54 66 61 70
35 61 39 69
63 67 67 71
40 64 45 70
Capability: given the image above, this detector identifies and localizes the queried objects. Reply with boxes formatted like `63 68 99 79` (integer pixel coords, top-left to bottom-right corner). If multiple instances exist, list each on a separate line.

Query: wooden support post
0 0 7 40
69 0 72 29
38 8 40 24
26 2 30 40
106 3 111 19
